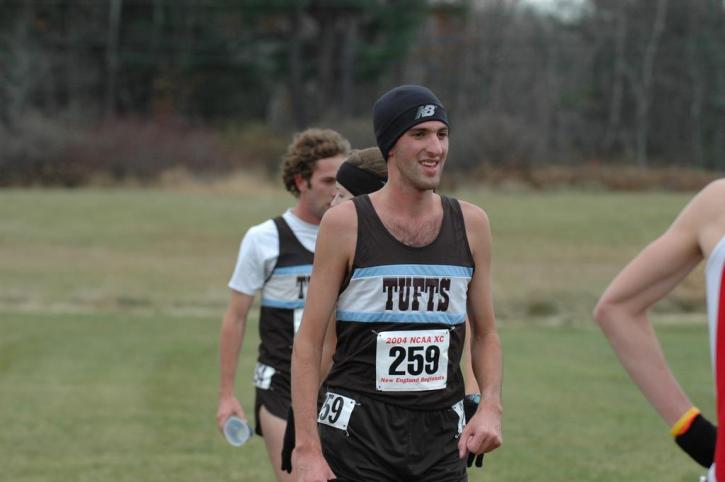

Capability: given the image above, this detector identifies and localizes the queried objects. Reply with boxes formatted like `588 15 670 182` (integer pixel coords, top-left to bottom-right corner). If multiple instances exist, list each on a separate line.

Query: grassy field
0 185 715 481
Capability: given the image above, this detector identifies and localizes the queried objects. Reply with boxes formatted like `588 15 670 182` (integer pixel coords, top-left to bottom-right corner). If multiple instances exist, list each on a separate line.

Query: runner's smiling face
388 120 448 191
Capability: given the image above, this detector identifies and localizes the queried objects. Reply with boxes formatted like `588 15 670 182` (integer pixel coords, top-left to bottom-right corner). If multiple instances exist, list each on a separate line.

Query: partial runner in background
331 147 388 206
216 128 349 482
595 179 725 481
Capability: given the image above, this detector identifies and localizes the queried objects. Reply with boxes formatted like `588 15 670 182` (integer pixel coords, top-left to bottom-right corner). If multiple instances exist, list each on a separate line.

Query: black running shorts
253 372 290 437
317 388 467 482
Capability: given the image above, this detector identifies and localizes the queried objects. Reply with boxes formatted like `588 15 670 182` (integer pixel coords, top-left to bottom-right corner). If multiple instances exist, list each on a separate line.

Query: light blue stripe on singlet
272 264 313 276
351 264 473 280
261 299 305 309
336 310 466 325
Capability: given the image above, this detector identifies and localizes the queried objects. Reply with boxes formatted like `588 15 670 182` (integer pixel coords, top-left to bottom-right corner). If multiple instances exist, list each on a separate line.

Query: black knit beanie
373 85 449 160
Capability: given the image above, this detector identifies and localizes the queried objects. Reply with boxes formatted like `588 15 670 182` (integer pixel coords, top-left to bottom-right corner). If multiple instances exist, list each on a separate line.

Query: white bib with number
317 392 356 430
375 329 449 391
252 362 275 390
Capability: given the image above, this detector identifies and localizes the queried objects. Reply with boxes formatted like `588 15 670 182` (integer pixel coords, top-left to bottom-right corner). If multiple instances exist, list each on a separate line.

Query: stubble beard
300 190 330 222
401 163 442 192
313 197 331 220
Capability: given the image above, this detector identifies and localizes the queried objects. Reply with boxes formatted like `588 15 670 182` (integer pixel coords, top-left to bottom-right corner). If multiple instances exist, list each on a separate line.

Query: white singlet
705 234 725 482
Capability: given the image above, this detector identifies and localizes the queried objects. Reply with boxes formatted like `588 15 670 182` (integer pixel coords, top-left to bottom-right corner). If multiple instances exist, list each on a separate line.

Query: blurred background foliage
1 0 724 187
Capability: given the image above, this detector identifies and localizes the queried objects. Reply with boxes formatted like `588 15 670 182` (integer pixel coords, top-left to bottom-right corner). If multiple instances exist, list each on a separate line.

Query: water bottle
223 416 253 447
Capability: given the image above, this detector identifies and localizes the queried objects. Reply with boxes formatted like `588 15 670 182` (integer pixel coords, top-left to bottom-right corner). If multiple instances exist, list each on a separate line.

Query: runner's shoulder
456 199 490 230
320 201 357 233
317 202 357 261
699 178 725 202
687 178 725 221
242 217 277 243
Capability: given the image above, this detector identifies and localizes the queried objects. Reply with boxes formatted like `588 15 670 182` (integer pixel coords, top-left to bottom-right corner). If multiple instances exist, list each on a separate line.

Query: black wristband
674 414 716 468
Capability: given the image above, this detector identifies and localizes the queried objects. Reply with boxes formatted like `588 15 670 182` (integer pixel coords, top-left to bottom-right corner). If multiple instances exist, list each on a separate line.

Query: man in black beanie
291 84 503 482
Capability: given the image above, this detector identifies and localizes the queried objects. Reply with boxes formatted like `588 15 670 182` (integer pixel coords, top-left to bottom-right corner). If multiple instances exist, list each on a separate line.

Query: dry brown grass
459 163 721 192
154 167 281 196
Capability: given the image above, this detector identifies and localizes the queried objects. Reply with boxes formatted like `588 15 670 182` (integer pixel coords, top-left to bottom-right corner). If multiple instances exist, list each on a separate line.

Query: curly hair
281 128 351 196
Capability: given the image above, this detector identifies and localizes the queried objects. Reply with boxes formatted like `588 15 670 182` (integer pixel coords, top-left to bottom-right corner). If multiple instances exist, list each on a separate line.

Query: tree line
1 0 724 186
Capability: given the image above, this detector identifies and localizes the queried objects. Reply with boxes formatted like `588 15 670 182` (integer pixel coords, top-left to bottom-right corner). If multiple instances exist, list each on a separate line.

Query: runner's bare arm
462 318 480 395
593 184 723 426
291 203 356 482
217 291 255 430
320 314 337 380
459 201 503 456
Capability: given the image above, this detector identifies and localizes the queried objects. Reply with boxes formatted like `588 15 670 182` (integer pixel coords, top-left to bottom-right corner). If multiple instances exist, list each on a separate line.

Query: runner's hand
216 395 246 432
292 445 336 482
463 395 484 467
458 397 502 464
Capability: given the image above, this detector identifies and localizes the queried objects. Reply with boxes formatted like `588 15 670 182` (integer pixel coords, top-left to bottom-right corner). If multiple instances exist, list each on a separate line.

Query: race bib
252 362 275 390
293 308 303 335
452 399 465 435
317 392 356 430
375 329 449 391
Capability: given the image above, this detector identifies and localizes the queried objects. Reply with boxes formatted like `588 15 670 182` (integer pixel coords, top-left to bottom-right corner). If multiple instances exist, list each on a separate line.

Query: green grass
0 313 712 481
0 187 699 321
0 186 714 481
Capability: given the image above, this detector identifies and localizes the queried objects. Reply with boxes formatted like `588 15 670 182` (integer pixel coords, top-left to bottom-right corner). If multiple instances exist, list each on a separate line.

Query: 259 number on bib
376 329 449 392
388 345 441 376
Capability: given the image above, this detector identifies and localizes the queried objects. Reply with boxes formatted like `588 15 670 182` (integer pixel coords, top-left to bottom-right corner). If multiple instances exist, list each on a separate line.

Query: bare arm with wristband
594 180 725 469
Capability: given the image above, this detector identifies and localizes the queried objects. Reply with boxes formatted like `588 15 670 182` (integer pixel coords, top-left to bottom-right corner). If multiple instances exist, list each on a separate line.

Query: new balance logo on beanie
415 105 437 119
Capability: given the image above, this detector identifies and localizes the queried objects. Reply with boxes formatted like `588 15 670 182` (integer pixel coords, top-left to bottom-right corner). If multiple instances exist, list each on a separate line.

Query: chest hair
380 213 443 247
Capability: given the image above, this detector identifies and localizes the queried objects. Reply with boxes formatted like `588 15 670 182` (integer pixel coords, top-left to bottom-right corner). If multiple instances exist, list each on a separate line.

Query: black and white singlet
324 194 475 410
